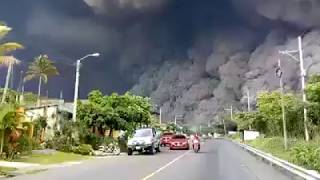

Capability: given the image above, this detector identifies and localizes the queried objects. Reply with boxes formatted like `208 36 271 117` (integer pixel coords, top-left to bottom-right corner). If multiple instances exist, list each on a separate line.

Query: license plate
136 146 141 150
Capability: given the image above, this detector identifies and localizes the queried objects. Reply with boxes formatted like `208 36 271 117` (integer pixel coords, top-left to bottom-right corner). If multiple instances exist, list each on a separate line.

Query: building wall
25 105 60 140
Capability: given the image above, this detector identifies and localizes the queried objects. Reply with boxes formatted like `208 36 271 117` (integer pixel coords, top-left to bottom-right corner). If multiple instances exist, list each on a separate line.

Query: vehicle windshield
172 135 186 139
163 133 174 136
133 129 153 137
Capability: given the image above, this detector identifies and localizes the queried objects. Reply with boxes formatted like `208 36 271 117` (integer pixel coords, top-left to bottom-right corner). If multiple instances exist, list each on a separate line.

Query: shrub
103 137 117 146
291 144 320 171
52 135 73 152
83 134 104 150
73 144 93 155
16 135 32 155
31 138 41 150
45 139 54 149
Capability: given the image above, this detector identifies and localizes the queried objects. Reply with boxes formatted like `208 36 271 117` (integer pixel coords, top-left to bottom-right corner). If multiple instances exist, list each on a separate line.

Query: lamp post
72 53 100 122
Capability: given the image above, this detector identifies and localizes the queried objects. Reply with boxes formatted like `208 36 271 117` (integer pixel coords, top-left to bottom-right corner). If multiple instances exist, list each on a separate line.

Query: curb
233 140 320 180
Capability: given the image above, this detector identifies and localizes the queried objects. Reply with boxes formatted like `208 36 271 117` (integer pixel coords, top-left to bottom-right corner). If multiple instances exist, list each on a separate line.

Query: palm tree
24 55 59 106
0 24 24 104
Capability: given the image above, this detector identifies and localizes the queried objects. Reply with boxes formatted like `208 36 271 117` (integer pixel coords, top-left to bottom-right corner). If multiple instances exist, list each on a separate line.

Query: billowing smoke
234 0 320 28
131 0 320 124
2 0 320 124
84 0 168 14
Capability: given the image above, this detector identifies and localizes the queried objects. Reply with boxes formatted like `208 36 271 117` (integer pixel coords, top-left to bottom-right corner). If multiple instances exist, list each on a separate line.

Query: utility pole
246 89 251 112
18 71 23 92
159 108 162 125
279 36 309 141
222 118 227 135
276 58 288 150
17 71 24 104
60 90 63 99
1 62 13 104
174 114 183 126
224 105 233 121
243 89 254 130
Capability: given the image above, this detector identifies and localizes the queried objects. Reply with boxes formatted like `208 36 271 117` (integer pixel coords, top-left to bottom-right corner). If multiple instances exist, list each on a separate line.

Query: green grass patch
17 152 90 165
0 166 17 177
228 133 241 142
248 137 293 161
0 166 17 172
247 137 320 171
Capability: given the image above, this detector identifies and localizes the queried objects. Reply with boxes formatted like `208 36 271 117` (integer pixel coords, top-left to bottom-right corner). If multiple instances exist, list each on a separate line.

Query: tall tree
24 55 59 106
0 24 24 104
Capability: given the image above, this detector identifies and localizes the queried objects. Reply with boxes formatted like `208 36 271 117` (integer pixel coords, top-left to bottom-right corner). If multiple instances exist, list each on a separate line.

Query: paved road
11 139 292 180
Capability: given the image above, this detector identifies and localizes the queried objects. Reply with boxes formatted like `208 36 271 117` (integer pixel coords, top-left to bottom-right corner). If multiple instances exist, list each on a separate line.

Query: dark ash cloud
1 0 320 124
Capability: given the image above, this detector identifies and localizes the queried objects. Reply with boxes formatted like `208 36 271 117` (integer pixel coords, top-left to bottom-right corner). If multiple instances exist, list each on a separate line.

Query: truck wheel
156 145 161 153
127 149 133 156
150 145 156 155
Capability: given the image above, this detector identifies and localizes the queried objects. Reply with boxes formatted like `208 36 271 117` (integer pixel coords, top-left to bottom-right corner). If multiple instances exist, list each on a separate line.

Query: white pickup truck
127 128 161 155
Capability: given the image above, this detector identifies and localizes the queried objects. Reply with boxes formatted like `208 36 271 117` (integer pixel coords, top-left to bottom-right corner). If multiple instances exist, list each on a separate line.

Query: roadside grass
247 137 320 172
228 133 241 142
0 166 17 177
16 152 90 165
247 137 293 161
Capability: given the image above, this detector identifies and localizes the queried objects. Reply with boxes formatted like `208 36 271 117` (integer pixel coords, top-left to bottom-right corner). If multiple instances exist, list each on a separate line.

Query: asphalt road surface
12 139 292 180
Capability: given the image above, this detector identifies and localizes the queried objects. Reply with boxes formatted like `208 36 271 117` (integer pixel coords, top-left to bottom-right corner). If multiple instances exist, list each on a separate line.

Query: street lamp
72 53 100 122
279 36 309 141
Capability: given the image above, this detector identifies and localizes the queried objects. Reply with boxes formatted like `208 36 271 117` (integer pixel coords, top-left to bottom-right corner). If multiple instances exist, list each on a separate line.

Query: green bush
52 135 73 152
291 144 320 171
16 135 32 155
73 144 93 155
45 139 54 149
83 134 104 150
103 137 117 146
31 138 41 150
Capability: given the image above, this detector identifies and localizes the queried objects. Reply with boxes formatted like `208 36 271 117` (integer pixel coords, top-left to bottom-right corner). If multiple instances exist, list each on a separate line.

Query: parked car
169 134 189 150
127 128 160 155
160 132 175 146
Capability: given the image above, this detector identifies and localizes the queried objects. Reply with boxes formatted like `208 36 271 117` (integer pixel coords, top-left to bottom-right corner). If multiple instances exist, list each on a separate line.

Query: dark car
160 132 175 146
169 134 189 150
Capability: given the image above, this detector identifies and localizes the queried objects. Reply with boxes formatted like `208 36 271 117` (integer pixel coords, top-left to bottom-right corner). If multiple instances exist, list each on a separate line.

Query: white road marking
141 150 191 180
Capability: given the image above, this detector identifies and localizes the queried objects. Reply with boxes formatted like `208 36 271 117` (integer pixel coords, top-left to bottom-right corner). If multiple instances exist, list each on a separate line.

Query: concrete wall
25 105 60 140
243 131 260 141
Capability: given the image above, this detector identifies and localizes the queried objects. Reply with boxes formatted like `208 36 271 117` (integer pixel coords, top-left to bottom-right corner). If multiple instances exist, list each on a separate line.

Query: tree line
234 74 320 139
77 90 152 139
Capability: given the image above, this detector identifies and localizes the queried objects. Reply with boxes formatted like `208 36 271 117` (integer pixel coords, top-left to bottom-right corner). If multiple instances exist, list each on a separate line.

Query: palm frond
0 42 24 55
0 56 21 66
0 25 11 38
23 74 37 82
